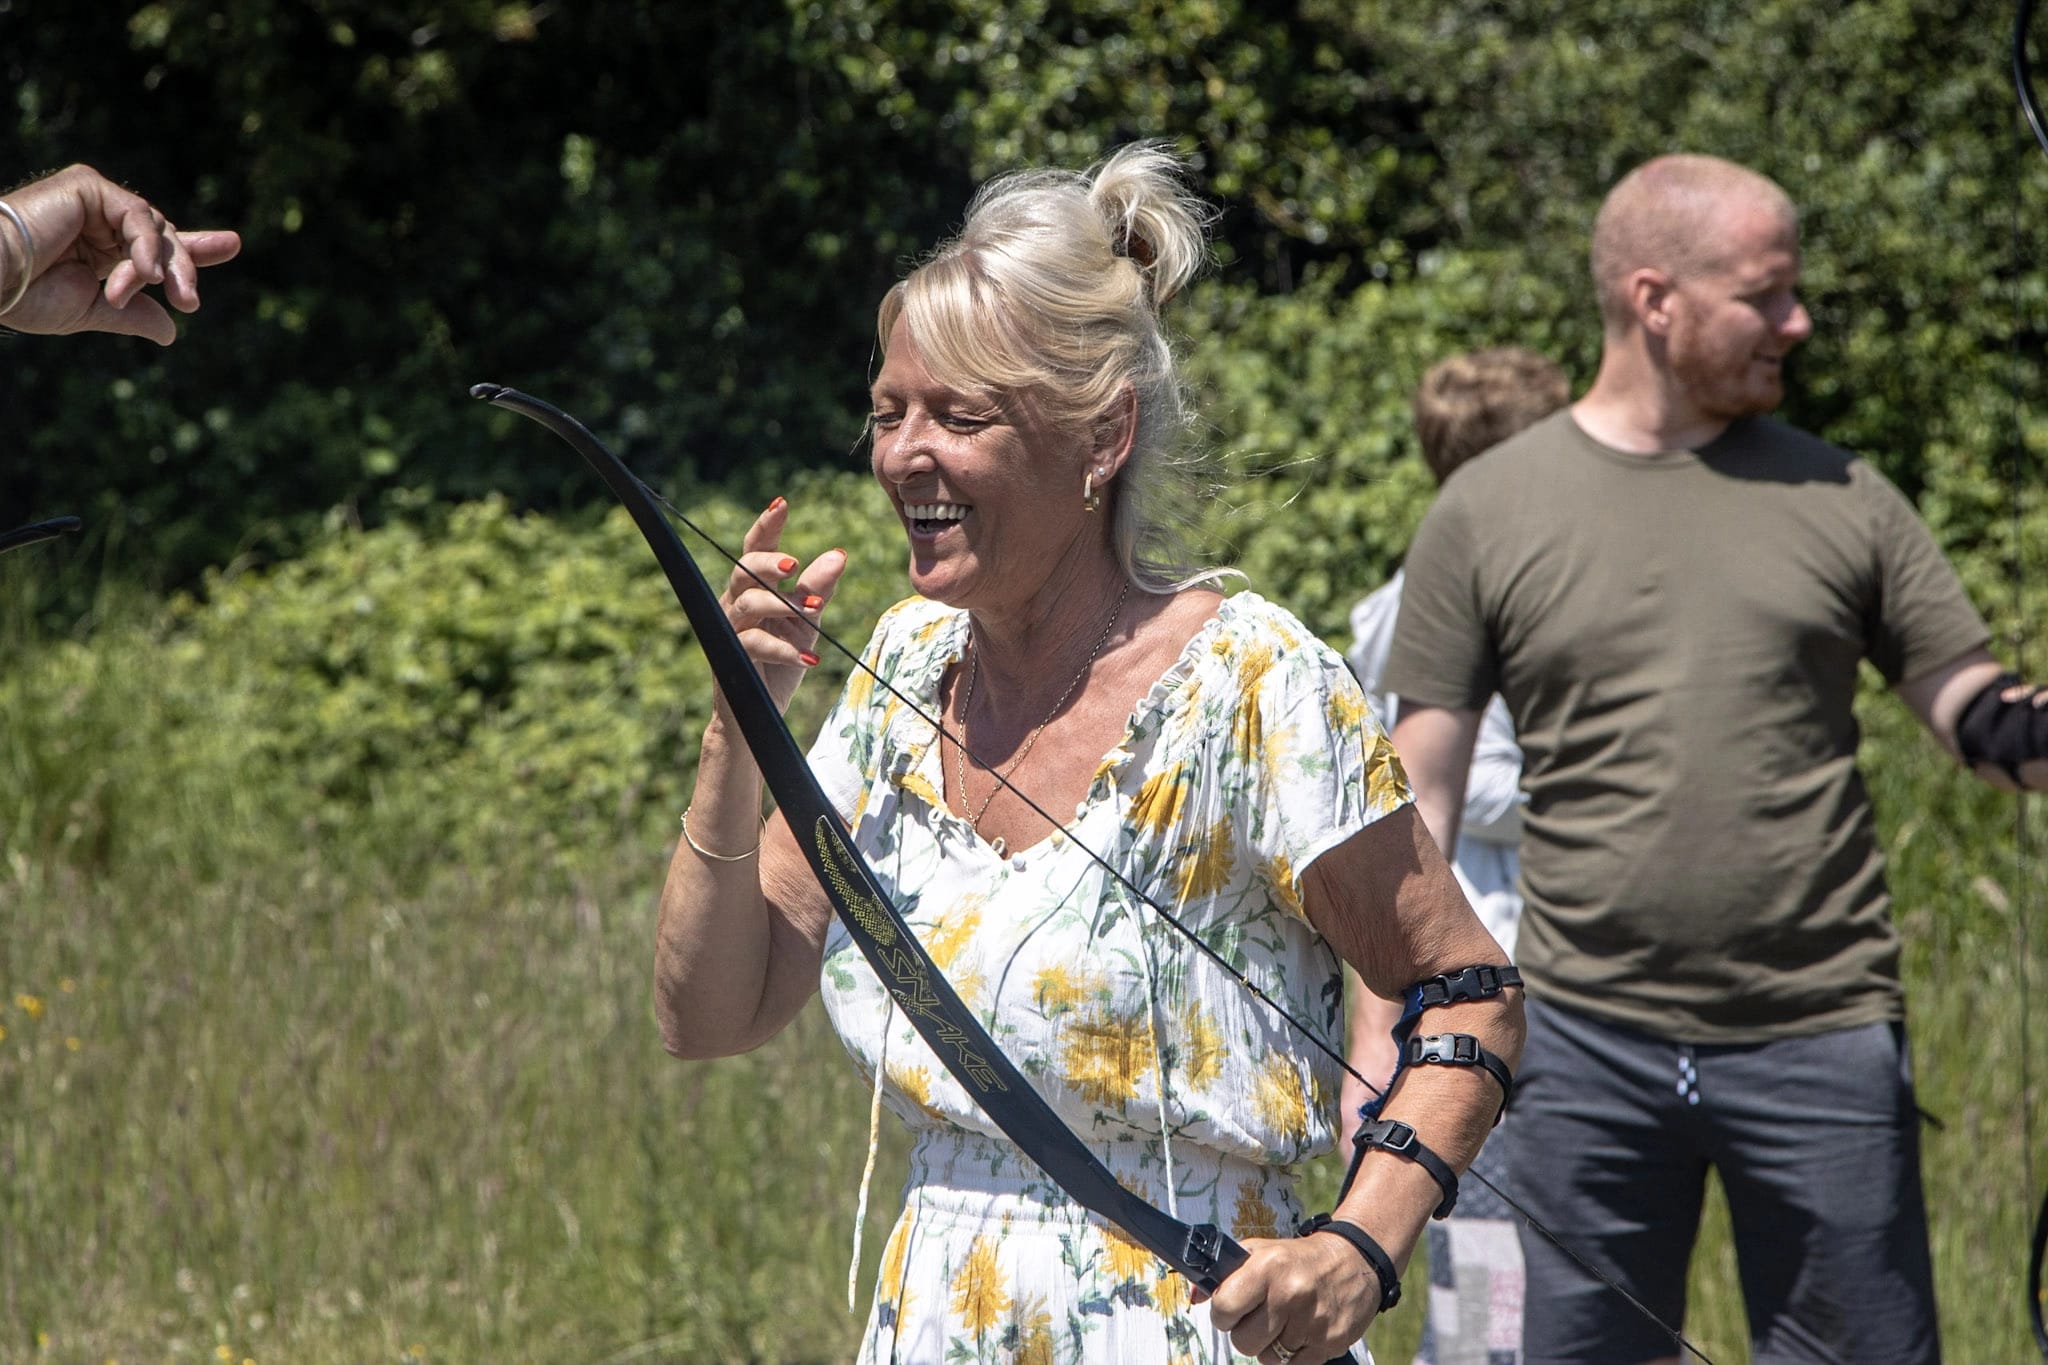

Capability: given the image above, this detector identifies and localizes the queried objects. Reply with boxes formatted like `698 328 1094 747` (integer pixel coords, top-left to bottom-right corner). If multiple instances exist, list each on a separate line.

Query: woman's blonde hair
876 141 1224 591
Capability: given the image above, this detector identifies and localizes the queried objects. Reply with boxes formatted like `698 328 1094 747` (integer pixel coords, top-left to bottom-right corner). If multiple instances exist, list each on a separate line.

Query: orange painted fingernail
799 651 820 667
802 595 824 610
777 555 798 574
768 496 787 512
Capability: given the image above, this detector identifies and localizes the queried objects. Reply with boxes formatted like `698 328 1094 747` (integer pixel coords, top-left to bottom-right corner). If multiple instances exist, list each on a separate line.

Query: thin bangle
0 200 33 317
681 806 760 862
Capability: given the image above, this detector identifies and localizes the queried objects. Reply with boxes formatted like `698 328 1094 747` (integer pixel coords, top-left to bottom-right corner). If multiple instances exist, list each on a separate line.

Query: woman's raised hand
720 496 847 714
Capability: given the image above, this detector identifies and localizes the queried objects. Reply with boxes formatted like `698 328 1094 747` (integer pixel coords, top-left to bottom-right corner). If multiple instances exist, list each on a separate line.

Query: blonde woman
659 143 1522 1365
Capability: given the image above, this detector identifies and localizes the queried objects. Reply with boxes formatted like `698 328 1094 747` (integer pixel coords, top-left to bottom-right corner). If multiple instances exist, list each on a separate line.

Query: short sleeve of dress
1223 598 1414 915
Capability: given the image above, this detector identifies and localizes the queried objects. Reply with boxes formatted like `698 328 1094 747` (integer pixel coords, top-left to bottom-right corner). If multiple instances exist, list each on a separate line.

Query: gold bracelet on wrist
681 806 760 862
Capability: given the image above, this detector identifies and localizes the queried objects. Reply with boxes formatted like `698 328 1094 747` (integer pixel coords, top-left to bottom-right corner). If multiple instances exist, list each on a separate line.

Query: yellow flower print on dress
897 768 944 811
1178 1002 1225 1088
1129 763 1188 836
1034 962 1103 1013
1265 851 1308 921
845 665 877 713
1365 734 1412 813
888 1063 947 1122
1253 1054 1313 1144
1060 1004 1156 1106
1231 689 1264 765
1155 1269 1191 1316
1236 641 1279 697
1327 685 1367 735
1103 1220 1157 1283
950 1235 1011 1336
1232 1178 1281 1240
1176 819 1236 902
926 899 985 969
1012 1293 1057 1365
879 1214 917 1324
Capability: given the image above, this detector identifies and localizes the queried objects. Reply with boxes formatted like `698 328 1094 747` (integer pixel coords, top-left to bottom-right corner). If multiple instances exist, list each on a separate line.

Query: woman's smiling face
869 315 1094 614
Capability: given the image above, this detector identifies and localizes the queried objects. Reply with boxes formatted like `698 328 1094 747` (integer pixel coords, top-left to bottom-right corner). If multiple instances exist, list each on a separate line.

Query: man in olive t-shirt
1385 154 2046 1364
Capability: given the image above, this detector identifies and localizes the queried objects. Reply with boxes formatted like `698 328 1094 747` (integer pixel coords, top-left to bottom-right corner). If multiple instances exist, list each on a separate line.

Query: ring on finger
1273 1346 1299 1363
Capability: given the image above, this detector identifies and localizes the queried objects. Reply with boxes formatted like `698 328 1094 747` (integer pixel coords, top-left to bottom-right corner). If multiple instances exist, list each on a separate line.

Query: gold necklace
954 580 1131 837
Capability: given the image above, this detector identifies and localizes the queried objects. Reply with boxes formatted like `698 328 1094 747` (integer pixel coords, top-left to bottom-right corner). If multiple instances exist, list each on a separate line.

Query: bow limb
0 515 80 556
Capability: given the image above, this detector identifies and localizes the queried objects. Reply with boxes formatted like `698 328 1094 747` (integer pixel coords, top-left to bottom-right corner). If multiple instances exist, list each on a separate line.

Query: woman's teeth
906 502 968 530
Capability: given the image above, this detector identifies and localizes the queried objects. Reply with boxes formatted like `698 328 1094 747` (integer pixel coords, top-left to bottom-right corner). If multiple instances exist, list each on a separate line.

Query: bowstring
633 471 1718 1365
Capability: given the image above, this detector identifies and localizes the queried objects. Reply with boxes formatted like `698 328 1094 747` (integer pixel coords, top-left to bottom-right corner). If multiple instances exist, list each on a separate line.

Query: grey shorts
1505 995 1938 1365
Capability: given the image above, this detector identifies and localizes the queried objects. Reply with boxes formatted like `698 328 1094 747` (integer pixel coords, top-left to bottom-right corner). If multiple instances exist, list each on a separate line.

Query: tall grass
3 536 2045 1363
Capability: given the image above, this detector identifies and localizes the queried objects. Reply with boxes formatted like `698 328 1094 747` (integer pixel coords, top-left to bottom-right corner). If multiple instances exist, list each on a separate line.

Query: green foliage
1183 253 1584 639
0 468 909 886
5 0 2043 624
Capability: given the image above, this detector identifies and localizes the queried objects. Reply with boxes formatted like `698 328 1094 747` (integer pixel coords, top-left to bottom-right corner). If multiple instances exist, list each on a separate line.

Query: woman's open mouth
904 501 970 538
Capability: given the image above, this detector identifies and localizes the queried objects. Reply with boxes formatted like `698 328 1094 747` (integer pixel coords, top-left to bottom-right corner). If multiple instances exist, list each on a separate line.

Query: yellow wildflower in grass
1103 1221 1156 1283
1365 735 1411 813
1129 764 1188 836
1265 851 1307 921
1232 1179 1280 1240
1178 1003 1225 1088
1012 1293 1057 1365
1060 1005 1155 1106
65 1037 80 1052
925 899 984 970
1175 819 1236 903
949 1235 1011 1336
215 1347 232 1362
1252 1055 1311 1144
59 978 76 994
0 1024 8 1044
16 994 44 1021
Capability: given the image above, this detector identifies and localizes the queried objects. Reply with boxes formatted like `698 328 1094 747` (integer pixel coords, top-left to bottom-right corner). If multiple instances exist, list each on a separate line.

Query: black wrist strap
1403 1031 1516 1124
1299 1213 1402 1311
1344 1117 1461 1219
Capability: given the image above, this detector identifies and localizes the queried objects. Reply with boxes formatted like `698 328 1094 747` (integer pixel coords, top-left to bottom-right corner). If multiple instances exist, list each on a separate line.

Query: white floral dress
809 592 1413 1365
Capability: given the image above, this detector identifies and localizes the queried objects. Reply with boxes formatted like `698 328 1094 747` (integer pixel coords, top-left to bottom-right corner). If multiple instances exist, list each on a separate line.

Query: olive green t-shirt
1385 410 1989 1042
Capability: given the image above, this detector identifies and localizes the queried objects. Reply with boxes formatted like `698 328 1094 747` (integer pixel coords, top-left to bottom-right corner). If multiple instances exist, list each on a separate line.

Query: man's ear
1630 268 1677 336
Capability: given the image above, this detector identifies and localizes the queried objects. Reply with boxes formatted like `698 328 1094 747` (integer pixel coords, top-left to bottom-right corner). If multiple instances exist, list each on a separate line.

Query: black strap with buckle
1403 1031 1515 1124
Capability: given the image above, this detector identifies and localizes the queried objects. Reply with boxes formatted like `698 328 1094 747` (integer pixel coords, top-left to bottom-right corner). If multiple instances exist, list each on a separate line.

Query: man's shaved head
1591 155 1797 329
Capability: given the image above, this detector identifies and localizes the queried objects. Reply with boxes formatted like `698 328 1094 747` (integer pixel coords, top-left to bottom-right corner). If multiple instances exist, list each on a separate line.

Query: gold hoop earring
1082 470 1102 514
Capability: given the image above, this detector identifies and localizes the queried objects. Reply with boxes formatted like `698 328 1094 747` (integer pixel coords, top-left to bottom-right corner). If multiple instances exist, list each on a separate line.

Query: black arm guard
1955 671 2048 782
